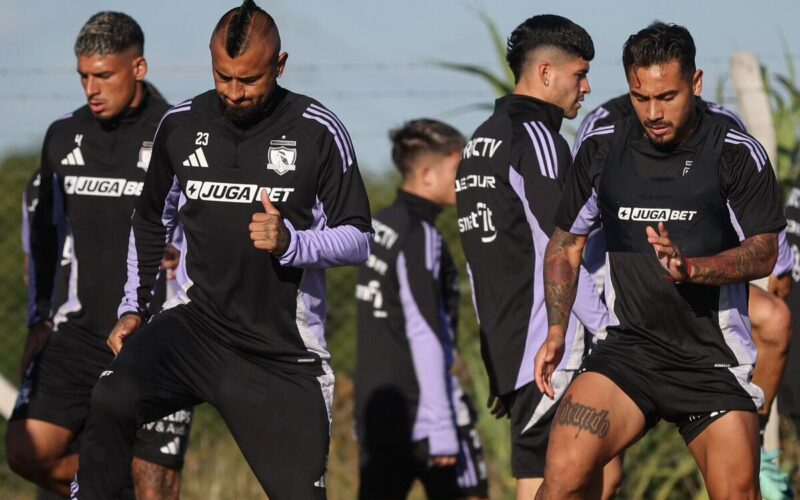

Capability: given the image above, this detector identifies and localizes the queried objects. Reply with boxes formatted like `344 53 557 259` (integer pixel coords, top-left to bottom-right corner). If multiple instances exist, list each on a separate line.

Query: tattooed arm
535 228 587 398
646 222 778 286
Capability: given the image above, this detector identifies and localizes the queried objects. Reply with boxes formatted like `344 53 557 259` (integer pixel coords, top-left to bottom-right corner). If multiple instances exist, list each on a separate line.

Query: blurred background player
355 118 489 499
6 12 194 499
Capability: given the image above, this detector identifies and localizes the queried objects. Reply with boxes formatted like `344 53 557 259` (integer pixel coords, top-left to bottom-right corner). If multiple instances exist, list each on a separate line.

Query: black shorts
77 305 332 499
581 336 762 444
10 322 194 470
501 372 574 479
358 391 488 499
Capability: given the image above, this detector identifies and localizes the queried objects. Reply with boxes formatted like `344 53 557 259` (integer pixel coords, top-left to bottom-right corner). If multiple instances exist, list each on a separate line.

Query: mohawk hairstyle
389 119 465 176
213 0 277 58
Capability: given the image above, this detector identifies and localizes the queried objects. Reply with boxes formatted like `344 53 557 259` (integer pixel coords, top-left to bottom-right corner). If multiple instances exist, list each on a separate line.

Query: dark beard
222 98 269 128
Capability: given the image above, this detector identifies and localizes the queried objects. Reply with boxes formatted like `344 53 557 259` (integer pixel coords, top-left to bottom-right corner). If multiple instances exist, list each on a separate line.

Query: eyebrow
630 89 678 100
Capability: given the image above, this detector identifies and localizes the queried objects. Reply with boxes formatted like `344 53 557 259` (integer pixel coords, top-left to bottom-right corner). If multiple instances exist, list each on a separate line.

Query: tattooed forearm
688 233 777 286
132 457 181 500
554 395 610 438
544 228 585 330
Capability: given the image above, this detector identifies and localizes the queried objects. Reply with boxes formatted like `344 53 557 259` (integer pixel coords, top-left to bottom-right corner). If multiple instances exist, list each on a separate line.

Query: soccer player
575 92 794 444
455 15 611 498
70 1 372 498
355 119 488 499
6 12 193 499
537 23 785 498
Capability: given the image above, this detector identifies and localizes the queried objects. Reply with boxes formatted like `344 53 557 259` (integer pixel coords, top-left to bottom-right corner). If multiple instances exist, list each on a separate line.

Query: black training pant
73 305 332 500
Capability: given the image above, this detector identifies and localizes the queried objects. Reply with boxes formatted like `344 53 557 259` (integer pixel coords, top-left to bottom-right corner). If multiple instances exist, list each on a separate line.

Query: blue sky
1 0 798 172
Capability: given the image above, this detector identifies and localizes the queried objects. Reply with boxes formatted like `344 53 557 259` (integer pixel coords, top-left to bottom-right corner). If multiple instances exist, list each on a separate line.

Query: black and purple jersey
575 94 793 279
119 87 372 365
456 95 609 396
355 190 462 455
558 110 785 370
29 87 169 336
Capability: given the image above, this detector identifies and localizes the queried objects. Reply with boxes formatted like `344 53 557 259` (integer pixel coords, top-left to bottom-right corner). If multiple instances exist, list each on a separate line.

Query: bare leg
687 411 760 499
517 478 543 499
601 455 623 499
5 419 76 496
131 458 182 500
535 373 646 499
749 285 791 418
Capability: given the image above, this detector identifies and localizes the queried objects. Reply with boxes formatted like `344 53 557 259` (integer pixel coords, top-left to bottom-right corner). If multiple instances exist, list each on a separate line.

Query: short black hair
390 119 464 176
74 11 144 57
622 22 696 80
506 14 594 82
213 0 278 58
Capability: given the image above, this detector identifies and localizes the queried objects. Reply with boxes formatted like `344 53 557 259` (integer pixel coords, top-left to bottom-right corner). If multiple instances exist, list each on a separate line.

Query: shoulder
721 128 770 173
153 94 204 138
573 120 619 160
289 92 356 167
295 92 353 138
704 101 746 131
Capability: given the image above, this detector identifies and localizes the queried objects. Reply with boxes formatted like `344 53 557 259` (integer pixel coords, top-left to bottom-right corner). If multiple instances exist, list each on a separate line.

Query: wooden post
731 51 780 453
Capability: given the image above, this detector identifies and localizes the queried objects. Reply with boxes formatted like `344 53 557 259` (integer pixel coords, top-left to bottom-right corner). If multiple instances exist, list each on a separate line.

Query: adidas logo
183 147 209 167
160 437 181 455
61 147 85 166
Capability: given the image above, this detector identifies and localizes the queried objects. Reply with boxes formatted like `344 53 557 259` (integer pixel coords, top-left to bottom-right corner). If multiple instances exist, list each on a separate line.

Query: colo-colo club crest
267 138 297 175
137 141 153 171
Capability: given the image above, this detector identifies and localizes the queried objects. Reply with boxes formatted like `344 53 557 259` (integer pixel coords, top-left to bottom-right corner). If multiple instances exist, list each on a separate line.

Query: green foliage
762 46 800 188
433 7 514 110
0 152 39 499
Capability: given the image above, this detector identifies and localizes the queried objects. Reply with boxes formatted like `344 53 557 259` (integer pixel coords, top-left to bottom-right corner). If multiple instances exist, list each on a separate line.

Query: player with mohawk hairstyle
70 1 373 498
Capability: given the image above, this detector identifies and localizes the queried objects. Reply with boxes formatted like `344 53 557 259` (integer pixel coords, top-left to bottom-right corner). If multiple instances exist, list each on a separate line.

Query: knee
752 297 792 352
5 427 43 479
541 454 595 497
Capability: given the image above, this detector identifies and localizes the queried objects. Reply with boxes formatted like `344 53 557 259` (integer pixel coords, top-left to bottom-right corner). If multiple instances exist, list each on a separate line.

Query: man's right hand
487 393 508 419
107 315 143 355
534 328 565 399
21 320 52 379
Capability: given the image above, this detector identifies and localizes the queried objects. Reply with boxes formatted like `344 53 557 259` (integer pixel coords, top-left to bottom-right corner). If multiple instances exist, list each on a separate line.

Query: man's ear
133 56 148 82
692 69 703 96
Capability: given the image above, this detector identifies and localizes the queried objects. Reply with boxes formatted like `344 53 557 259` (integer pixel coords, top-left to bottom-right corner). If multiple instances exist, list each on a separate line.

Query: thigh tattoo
554 395 610 438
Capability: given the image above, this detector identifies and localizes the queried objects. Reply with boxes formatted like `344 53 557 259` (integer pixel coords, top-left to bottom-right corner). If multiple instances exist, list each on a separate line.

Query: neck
513 75 549 103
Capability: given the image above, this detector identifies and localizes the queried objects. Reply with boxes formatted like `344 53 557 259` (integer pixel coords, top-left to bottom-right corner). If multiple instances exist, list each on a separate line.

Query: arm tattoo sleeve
544 229 583 330
688 233 778 286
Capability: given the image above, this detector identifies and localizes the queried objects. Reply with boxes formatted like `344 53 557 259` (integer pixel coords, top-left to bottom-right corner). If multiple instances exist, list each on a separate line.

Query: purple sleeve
278 219 372 268
397 249 458 456
571 265 609 336
772 230 794 276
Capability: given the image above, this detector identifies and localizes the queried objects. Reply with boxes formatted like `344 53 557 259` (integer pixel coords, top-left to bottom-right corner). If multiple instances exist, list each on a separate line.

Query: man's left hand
250 189 290 255
646 222 690 283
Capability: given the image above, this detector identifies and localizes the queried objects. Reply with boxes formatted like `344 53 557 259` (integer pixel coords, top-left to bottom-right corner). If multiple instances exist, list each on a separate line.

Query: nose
582 77 591 95
84 76 99 98
227 80 245 103
647 100 663 122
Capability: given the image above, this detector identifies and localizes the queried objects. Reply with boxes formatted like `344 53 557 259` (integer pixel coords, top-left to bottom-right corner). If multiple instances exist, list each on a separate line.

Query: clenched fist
249 189 290 255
